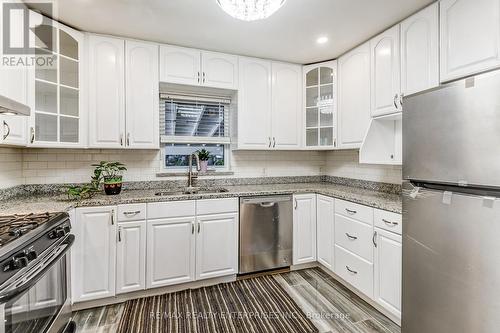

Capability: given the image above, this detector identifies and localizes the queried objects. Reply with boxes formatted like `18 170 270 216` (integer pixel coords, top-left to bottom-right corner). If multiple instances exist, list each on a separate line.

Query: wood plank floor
73 267 400 333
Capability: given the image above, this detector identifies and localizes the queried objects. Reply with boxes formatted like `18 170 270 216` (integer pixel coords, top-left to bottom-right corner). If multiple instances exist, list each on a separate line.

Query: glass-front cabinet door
303 61 337 149
28 15 84 147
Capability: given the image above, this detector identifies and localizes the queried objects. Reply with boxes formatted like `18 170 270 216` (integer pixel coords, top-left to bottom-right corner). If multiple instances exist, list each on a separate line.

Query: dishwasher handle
241 196 292 205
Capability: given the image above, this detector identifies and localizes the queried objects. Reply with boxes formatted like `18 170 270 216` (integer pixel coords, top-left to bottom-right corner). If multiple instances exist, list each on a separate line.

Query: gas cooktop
0 213 60 247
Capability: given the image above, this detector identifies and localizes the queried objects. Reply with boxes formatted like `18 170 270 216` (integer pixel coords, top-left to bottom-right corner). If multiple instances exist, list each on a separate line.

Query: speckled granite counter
0 182 402 215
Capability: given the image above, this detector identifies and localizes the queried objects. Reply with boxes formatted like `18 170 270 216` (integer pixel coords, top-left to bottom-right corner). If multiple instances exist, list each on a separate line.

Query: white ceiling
37 0 435 64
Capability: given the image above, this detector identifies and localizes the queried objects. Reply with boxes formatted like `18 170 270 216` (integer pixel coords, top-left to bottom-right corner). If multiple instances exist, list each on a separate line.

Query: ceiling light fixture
316 36 328 44
216 0 287 21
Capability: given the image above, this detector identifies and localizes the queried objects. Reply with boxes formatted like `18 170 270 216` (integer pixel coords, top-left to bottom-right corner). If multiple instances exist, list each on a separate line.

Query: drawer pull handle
191 222 194 234
118 227 122 242
345 233 358 240
345 208 357 215
123 211 141 216
373 231 377 248
382 219 398 226
346 266 358 274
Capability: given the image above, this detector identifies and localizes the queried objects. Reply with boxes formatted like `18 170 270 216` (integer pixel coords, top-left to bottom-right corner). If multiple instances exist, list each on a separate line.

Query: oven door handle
0 234 74 303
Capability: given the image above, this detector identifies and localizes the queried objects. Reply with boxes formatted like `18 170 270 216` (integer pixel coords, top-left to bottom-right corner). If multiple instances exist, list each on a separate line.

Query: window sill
156 170 235 178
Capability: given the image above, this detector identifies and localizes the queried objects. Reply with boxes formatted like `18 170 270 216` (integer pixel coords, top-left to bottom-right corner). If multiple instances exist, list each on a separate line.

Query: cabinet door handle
127 133 130 146
268 137 271 148
382 218 398 226
197 71 200 83
346 265 358 274
30 127 35 144
2 121 10 140
111 210 115 225
197 222 201 233
120 133 124 146
123 210 141 216
118 227 122 242
373 231 377 247
346 233 358 240
191 222 195 234
399 93 404 108
294 199 298 210
272 137 276 148
345 208 357 215
203 72 206 83
393 94 398 109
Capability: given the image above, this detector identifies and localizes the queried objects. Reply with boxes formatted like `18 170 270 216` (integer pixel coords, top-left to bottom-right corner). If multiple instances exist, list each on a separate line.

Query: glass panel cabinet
29 17 84 147
303 61 337 149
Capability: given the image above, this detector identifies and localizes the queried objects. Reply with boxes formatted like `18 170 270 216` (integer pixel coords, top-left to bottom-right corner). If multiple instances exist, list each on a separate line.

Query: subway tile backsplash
0 147 402 189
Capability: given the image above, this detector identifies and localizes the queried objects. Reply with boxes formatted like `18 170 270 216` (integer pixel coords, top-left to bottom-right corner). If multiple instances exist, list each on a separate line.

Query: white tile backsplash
0 147 402 189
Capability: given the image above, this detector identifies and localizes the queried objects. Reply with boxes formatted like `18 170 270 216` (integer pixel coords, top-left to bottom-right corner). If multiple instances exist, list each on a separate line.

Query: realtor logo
2 1 55 68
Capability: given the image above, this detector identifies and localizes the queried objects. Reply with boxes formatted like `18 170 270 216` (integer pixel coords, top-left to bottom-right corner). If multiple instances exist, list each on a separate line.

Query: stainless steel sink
154 187 229 196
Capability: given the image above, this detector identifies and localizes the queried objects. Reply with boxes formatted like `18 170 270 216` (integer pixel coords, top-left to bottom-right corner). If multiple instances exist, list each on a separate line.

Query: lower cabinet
374 228 402 319
334 245 374 298
116 220 147 294
72 206 117 303
293 194 317 265
316 195 334 270
146 217 196 288
196 213 238 280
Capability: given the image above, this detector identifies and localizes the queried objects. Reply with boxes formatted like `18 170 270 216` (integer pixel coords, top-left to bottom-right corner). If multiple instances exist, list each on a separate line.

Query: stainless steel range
0 212 75 333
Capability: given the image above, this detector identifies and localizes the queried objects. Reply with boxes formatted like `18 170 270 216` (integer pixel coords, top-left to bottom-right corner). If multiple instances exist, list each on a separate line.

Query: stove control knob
49 226 67 239
10 256 28 270
25 249 37 261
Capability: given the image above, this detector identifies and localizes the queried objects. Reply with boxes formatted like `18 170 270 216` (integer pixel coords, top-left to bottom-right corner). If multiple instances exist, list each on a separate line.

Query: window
160 94 231 170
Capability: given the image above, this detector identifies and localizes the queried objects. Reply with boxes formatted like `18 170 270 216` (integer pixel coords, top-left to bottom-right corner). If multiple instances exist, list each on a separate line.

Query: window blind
160 93 231 144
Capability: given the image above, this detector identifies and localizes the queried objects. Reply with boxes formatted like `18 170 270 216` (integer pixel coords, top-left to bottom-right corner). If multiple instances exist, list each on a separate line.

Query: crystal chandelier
216 0 287 21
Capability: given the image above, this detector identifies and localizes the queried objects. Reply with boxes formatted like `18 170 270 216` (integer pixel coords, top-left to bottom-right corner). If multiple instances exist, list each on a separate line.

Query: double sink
155 187 229 196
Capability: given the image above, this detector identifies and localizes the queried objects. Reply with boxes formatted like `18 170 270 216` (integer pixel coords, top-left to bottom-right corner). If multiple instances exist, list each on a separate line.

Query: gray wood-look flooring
73 267 400 333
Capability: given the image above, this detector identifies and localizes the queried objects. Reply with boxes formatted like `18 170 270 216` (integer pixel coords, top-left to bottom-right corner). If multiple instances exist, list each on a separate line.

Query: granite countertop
0 182 402 215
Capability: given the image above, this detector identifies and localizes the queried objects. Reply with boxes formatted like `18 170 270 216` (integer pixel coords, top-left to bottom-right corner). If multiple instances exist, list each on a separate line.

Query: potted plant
197 149 211 173
92 161 127 195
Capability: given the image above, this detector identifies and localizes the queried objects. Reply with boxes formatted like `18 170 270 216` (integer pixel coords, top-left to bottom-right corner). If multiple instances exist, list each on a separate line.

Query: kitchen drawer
374 209 402 235
147 200 196 219
196 198 238 215
335 245 374 298
117 204 146 222
335 214 374 262
335 199 373 225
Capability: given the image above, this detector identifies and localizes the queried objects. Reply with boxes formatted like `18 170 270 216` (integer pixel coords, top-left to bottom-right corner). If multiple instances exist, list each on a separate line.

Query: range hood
0 94 30 116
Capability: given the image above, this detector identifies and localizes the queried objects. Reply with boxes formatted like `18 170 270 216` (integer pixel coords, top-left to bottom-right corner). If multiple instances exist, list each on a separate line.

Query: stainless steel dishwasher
239 195 293 274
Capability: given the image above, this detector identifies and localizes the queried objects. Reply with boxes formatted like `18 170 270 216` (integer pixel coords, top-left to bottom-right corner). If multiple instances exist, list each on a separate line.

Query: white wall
323 150 402 184
0 148 402 189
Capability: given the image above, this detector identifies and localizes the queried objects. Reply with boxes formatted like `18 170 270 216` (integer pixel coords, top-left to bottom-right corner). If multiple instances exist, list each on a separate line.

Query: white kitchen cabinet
159 45 201 85
374 228 402 319
196 212 238 280
316 195 334 270
146 217 196 288
88 35 125 148
72 206 117 303
401 3 439 95
334 245 374 298
201 51 238 89
0 115 27 146
237 57 272 149
293 194 317 265
440 0 500 82
303 61 337 149
125 40 159 149
370 25 401 117
271 62 302 149
116 220 146 294
338 43 371 149
28 19 85 147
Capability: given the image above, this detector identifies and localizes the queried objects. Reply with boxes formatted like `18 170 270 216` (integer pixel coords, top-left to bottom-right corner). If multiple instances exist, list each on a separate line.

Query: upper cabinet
370 25 401 117
237 57 272 149
440 0 500 82
303 61 337 149
88 35 159 149
401 3 439 95
160 45 238 90
29 20 85 147
338 43 371 149
88 35 125 148
271 62 302 149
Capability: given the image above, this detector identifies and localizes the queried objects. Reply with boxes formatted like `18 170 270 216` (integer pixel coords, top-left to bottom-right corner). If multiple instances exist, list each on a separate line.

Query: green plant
197 149 211 161
91 161 127 183
67 184 99 200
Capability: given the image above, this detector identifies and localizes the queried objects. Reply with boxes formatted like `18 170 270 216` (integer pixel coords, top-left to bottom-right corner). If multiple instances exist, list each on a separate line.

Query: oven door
0 235 74 333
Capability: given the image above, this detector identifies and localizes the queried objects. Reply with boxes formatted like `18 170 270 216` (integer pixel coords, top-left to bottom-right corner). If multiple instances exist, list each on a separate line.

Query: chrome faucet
187 153 200 189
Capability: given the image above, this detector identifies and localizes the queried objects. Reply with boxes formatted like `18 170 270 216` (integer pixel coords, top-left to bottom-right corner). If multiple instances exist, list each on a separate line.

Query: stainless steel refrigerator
402 70 500 333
